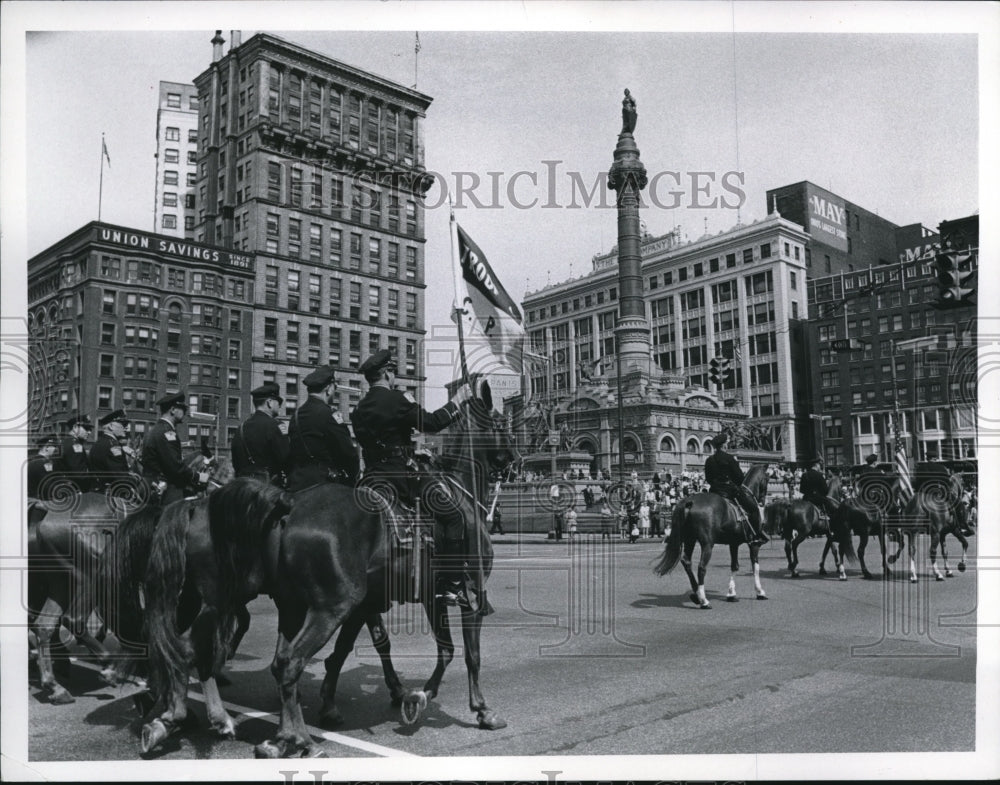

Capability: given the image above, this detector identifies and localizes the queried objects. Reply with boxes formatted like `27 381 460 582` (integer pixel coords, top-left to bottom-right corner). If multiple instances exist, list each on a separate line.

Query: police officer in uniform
286 365 358 492
27 434 59 501
703 432 767 544
232 382 290 485
142 392 209 506
89 410 135 491
57 414 94 493
800 458 839 517
351 350 473 603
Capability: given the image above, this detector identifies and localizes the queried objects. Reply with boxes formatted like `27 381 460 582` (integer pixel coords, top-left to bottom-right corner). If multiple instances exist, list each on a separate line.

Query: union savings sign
96 226 253 271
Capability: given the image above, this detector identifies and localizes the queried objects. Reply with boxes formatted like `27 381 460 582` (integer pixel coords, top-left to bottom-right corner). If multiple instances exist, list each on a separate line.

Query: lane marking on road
68 658 420 758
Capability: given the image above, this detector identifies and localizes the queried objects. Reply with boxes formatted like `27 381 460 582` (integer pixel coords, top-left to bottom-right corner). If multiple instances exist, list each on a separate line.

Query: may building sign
805 184 848 253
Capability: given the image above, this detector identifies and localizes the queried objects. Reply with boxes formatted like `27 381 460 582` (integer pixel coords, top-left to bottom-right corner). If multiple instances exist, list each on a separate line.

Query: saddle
723 499 757 543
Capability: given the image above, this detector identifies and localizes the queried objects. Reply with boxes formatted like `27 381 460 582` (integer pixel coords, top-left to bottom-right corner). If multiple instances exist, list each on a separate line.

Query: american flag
415 32 421 54
733 342 743 365
893 414 913 503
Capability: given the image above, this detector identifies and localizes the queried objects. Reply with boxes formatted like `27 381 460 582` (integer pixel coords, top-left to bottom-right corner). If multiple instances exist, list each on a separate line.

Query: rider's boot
746 501 768 545
434 538 470 608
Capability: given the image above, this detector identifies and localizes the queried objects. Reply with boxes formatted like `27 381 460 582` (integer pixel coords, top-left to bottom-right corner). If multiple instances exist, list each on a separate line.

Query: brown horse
653 465 770 609
887 473 970 583
764 487 857 580
27 450 223 705
818 474 889 580
315 383 520 735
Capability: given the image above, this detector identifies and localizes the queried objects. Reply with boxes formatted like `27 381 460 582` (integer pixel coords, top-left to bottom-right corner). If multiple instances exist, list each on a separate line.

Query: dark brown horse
653 464 770 609
818 474 889 580
314 382 520 736
886 473 970 583
27 450 224 704
764 485 857 580
250 380 516 758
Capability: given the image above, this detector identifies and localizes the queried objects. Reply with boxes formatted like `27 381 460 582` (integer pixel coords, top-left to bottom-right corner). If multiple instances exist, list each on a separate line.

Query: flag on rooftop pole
450 210 524 377
415 31 421 53
102 136 111 168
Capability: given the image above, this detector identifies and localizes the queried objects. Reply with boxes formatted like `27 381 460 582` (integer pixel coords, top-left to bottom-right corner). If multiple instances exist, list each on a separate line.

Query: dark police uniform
27 435 58 500
89 410 133 490
351 350 470 598
800 464 838 516
286 366 358 492
57 415 93 493
858 454 881 475
142 393 202 506
232 383 290 485
704 433 765 542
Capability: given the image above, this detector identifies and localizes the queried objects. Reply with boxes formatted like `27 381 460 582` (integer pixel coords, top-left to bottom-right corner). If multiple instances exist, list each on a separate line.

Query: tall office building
192 31 433 413
154 81 200 238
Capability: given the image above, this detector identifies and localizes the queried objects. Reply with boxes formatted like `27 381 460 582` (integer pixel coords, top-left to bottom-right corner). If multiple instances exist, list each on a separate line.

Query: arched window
687 438 700 453
702 439 714 453
657 434 676 453
623 434 641 454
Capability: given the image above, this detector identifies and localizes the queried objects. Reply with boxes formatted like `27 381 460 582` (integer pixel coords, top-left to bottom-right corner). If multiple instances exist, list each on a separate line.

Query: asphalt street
25 533 979 765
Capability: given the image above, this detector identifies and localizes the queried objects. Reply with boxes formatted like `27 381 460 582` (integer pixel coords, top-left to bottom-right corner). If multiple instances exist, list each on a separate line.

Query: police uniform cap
251 382 284 404
36 433 58 448
710 433 728 448
157 392 188 413
865 453 878 465
303 365 337 391
359 349 397 380
66 414 94 430
98 409 129 427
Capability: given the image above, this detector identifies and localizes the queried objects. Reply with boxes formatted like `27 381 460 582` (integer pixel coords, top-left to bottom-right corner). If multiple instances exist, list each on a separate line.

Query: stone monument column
608 89 651 375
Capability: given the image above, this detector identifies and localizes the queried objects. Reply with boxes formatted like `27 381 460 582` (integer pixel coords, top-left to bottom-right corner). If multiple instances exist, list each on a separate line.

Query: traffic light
709 356 730 387
932 247 975 309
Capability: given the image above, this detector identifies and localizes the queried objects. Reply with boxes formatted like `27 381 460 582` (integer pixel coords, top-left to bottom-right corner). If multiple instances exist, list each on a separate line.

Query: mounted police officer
286 365 358 492
703 432 767 544
232 382 290 485
142 392 210 506
351 350 475 603
27 434 59 502
57 414 93 493
89 410 136 492
800 458 839 518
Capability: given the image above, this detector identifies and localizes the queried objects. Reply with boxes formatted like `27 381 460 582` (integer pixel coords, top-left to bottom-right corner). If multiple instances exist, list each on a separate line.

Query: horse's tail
143 500 197 697
106 500 163 680
653 501 689 576
763 499 787 536
208 478 291 651
833 507 857 564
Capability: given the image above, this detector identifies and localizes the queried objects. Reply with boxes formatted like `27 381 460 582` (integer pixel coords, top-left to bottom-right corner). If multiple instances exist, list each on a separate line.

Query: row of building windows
97 256 251 300
101 291 247 330
165 92 198 110
259 215 419 279
163 171 198 187
161 215 196 231
258 319 419 373
163 127 199 144
262 269 419 327
99 322 243 358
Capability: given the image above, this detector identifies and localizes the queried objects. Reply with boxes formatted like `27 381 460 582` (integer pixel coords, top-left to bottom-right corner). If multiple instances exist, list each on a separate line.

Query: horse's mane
209 478 290 603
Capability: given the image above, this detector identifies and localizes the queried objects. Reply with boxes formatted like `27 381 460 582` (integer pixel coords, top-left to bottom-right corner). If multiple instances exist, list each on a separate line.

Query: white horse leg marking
697 584 709 607
727 572 737 599
753 562 766 598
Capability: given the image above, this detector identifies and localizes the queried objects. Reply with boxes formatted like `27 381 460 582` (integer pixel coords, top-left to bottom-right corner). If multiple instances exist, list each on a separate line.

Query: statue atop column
621 89 637 134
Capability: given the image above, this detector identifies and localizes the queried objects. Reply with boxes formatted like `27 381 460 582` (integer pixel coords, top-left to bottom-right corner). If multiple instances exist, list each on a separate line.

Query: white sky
4 2 997 411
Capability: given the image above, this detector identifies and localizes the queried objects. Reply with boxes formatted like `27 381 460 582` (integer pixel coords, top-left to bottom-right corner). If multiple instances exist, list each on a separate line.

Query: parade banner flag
450 218 524 375
894 424 913 503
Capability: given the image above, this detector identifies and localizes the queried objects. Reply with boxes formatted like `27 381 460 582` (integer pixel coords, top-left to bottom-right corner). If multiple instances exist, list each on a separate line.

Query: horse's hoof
98 667 118 687
958 562 967 573
790 571 800 579
141 718 170 754
689 593 700 605
319 707 344 727
945 570 954 578
400 691 428 725
699 602 712 610
756 593 769 600
935 574 945 582
910 577 919 584
726 595 739 603
818 566 827 576
253 740 282 759
49 688 75 706
839 575 848 582
211 718 236 740
477 710 507 730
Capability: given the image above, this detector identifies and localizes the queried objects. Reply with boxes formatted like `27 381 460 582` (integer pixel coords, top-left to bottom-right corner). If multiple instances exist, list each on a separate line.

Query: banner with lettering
451 222 524 375
805 184 848 253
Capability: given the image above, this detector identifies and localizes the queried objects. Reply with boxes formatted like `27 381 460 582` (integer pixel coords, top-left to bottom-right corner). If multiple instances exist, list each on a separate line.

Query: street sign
828 338 861 351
